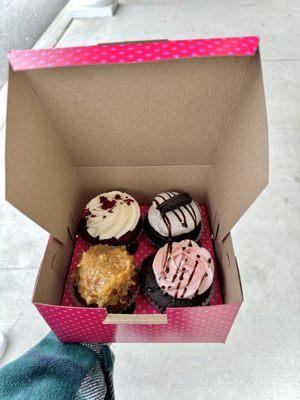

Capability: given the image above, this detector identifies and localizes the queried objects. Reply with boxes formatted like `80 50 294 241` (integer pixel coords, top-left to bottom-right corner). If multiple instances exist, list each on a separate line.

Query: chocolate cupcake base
78 217 143 254
140 254 212 314
143 215 202 248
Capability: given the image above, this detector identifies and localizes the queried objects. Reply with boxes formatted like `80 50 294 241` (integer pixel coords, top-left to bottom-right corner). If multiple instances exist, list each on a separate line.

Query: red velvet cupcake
78 191 142 254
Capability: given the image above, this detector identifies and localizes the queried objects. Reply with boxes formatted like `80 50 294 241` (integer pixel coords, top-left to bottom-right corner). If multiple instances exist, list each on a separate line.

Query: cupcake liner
141 280 212 314
106 279 140 314
140 285 168 314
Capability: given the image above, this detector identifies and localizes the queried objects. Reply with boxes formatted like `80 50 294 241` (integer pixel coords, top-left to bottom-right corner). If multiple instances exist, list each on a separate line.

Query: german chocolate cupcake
78 191 142 253
140 240 213 313
144 191 202 247
73 245 139 313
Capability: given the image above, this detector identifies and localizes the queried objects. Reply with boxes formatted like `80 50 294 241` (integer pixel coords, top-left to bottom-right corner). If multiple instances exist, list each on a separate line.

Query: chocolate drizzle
189 203 197 223
183 204 197 229
178 208 188 227
179 271 185 281
162 241 173 272
174 281 181 299
172 209 188 228
162 213 172 237
180 259 198 298
170 247 185 283
155 194 175 238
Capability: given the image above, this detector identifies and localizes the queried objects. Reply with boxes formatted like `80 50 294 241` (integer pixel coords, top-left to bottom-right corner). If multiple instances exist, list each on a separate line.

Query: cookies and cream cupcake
144 191 202 247
78 191 142 253
140 240 214 313
73 245 139 313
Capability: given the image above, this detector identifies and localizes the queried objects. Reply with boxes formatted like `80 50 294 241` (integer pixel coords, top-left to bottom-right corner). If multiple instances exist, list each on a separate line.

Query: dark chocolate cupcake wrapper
143 214 202 249
140 254 212 314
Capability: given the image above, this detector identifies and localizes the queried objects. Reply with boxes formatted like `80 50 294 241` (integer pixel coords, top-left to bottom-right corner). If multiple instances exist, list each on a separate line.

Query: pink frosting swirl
153 240 214 299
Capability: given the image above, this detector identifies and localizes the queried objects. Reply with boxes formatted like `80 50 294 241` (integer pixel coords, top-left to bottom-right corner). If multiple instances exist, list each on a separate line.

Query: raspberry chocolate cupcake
140 240 214 313
78 191 142 253
73 245 139 313
144 191 202 247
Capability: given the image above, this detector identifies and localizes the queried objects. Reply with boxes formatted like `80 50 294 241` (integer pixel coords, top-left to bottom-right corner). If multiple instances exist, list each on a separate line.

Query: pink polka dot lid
8 36 259 71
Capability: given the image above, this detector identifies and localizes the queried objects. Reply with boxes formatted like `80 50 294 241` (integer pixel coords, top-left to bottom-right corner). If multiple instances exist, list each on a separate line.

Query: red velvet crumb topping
99 196 116 210
124 198 134 206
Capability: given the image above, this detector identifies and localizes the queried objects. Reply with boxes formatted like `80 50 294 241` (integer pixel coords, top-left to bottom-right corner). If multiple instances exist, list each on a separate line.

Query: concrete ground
0 0 68 87
0 1 300 399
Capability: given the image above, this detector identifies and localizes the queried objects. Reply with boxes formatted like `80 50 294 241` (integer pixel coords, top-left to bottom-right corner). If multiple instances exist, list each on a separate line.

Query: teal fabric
0 332 99 400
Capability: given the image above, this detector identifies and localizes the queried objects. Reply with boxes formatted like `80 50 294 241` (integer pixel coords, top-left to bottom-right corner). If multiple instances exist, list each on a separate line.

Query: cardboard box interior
5 52 268 314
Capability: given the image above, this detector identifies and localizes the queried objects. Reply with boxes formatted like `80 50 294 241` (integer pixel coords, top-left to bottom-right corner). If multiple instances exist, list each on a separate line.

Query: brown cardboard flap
76 165 212 203
22 57 247 167
208 52 268 241
5 68 82 245
214 233 243 303
103 314 168 325
32 235 74 305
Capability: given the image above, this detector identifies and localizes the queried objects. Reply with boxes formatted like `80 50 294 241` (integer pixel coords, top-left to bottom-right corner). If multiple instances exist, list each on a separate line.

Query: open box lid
5 36 268 245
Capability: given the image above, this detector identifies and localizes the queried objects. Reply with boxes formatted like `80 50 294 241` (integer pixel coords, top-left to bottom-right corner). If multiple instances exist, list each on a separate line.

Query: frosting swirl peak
153 240 214 299
85 191 140 240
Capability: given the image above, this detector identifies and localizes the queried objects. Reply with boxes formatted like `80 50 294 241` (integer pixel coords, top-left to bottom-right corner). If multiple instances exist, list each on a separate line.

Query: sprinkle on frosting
85 191 140 240
152 240 214 299
73 245 137 307
148 192 201 237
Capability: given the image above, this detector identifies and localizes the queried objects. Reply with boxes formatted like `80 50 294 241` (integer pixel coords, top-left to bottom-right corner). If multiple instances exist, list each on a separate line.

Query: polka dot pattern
8 36 259 71
34 205 242 343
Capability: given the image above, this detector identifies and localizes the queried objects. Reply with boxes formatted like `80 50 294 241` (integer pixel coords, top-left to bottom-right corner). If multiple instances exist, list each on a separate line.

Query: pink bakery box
5 36 268 343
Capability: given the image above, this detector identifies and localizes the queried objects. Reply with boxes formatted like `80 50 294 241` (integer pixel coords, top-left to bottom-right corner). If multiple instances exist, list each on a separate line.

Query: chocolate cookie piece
156 192 193 214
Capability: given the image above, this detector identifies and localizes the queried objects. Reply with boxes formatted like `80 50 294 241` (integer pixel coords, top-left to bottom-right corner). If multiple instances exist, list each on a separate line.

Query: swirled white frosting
148 192 201 237
85 191 140 240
